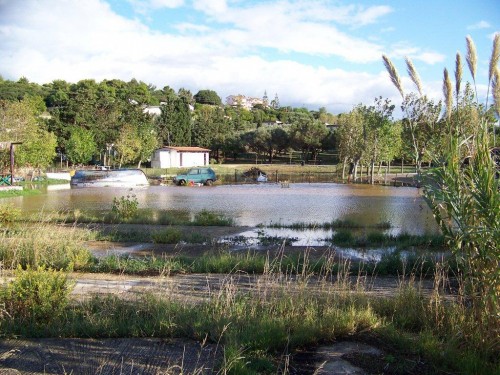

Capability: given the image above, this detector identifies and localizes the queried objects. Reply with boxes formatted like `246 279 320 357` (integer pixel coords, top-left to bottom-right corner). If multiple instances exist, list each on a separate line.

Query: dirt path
69 272 447 302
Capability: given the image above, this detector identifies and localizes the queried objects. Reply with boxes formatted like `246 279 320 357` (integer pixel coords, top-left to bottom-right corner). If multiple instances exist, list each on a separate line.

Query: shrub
111 194 138 220
152 227 182 244
193 210 233 226
0 204 21 224
0 266 73 325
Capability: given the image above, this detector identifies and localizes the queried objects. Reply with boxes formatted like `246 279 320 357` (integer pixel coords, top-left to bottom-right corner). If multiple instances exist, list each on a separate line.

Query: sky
0 0 498 114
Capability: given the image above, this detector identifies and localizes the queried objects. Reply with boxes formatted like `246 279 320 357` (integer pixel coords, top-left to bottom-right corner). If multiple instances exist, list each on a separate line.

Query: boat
46 172 72 181
256 172 268 182
70 169 149 187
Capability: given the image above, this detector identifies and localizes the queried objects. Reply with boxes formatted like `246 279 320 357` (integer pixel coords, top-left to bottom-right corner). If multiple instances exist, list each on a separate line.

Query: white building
226 95 264 110
151 146 210 168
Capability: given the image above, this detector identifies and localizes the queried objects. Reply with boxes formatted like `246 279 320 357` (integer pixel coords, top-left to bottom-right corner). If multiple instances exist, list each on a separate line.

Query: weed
111 194 138 220
193 210 233 226
0 266 73 328
152 227 182 244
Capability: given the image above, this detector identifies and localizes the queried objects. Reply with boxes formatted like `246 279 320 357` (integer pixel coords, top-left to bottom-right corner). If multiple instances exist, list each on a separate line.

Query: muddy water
8 183 438 235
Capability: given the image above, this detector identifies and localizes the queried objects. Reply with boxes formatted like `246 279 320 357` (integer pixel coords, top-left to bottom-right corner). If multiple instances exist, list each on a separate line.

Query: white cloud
149 0 184 8
467 20 491 30
186 1 386 63
0 0 469 114
192 0 227 16
389 42 445 65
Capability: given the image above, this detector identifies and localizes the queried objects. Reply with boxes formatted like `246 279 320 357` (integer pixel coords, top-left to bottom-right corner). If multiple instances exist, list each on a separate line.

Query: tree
193 90 222 106
336 107 365 179
66 127 96 165
361 97 397 184
156 95 192 146
289 115 328 162
0 99 40 143
16 129 57 171
115 124 141 168
178 88 194 105
136 122 159 168
192 105 231 161
0 98 56 174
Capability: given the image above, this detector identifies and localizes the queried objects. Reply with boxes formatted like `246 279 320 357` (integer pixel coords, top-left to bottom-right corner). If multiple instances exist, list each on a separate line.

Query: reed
382 54 404 98
405 57 423 97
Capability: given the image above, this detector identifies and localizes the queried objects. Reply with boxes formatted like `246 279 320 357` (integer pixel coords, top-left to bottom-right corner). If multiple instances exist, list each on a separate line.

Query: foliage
0 266 73 326
15 128 57 169
385 34 500 348
289 116 328 162
156 94 192 146
65 127 97 164
111 194 139 220
193 89 222 106
151 227 182 244
114 124 142 168
193 210 234 226
0 204 21 224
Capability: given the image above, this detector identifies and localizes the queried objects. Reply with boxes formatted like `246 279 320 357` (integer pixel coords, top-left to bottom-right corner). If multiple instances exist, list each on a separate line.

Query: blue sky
0 0 498 114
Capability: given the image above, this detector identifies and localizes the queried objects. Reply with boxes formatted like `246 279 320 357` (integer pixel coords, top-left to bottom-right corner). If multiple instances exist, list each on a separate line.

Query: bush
111 194 138 220
0 204 21 224
193 210 233 226
152 228 182 244
0 266 73 325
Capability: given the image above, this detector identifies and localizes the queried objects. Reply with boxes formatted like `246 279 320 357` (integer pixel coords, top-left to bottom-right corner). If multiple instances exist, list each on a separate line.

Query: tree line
1 74 497 175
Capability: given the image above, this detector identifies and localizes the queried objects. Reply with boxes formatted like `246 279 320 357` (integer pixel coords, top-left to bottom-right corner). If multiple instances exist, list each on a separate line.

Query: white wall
151 149 209 168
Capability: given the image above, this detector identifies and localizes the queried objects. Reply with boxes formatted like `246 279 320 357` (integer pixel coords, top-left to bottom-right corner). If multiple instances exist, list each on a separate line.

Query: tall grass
0 222 94 270
1 259 497 373
384 34 500 354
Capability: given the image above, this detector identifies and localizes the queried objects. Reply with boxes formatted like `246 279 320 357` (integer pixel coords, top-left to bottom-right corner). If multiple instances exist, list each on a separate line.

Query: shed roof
159 146 211 152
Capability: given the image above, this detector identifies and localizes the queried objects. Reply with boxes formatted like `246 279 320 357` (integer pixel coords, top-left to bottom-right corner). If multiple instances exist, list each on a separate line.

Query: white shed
151 146 210 168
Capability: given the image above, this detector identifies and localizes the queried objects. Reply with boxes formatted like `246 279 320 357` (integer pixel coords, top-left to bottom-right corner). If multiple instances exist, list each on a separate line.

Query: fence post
275 170 278 183
234 170 237 184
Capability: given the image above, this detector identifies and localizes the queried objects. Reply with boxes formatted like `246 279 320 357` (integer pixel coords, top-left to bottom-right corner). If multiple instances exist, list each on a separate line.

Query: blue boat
70 169 149 187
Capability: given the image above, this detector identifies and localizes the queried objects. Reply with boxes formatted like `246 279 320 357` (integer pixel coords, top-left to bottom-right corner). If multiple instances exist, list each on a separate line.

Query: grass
330 230 446 249
263 219 391 230
0 263 497 374
19 208 234 227
0 188 41 199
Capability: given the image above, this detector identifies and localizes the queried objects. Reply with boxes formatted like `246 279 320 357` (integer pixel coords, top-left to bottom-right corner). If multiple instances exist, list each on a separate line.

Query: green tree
0 99 39 143
66 127 96 165
137 123 159 168
115 124 141 168
336 108 365 179
192 105 231 161
289 115 328 162
156 95 192 146
194 90 222 106
16 129 57 171
361 97 397 184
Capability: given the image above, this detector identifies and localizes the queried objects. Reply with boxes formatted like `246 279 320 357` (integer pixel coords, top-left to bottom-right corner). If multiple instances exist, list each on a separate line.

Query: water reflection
7 183 438 235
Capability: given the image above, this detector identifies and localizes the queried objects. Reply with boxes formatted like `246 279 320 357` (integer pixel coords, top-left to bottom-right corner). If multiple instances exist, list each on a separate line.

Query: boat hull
70 169 149 187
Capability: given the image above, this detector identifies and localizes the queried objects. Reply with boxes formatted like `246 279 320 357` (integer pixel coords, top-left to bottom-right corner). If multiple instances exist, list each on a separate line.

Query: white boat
256 172 268 182
46 172 71 181
70 169 149 187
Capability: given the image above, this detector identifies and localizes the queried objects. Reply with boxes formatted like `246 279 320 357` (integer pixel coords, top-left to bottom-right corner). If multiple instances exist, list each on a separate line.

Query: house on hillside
151 146 210 168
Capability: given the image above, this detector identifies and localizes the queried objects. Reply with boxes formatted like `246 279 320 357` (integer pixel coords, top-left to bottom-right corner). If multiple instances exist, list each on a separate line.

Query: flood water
7 183 438 236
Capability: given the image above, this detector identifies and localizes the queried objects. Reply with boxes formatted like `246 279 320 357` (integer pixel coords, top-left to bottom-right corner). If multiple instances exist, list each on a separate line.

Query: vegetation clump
111 194 139 220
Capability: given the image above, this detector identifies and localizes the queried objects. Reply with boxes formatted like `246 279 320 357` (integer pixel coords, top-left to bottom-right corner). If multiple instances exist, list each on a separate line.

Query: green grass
0 188 41 199
330 230 446 249
265 219 391 230
0 266 497 374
